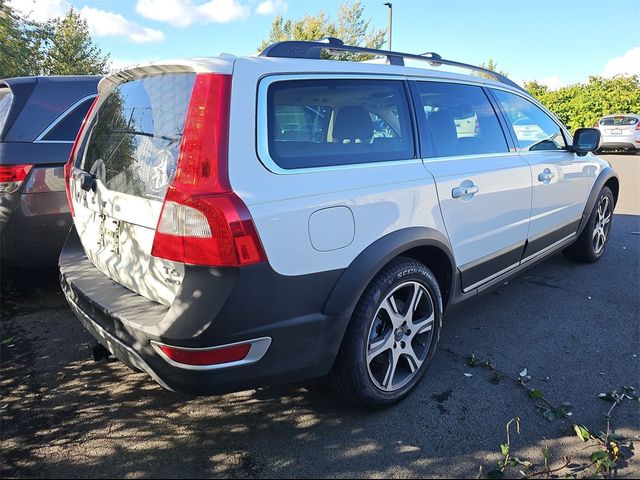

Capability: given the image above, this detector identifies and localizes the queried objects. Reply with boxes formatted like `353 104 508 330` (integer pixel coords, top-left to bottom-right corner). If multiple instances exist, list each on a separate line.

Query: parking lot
1 154 638 478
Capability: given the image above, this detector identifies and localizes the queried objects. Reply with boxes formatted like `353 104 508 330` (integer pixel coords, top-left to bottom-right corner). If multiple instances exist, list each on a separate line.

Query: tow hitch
88 339 112 362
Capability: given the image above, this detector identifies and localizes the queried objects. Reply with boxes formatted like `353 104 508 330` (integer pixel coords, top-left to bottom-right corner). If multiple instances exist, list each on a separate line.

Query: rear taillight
65 97 99 216
0 164 32 194
151 73 266 267
635 123 640 130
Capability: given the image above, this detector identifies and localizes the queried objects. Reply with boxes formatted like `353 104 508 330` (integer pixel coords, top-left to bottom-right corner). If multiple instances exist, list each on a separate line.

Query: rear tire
329 257 443 409
563 186 614 263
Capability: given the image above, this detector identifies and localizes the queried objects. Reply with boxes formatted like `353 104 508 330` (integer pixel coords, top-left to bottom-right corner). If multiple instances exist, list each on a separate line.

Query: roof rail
259 37 524 92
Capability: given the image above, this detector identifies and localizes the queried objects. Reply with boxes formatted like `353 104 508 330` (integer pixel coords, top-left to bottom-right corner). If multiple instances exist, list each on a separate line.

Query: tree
41 8 109 76
258 1 386 61
0 0 46 77
476 58 509 79
524 75 640 131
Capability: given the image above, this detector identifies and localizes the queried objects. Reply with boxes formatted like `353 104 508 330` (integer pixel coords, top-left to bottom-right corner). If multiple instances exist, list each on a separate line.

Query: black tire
563 186 614 262
329 257 443 409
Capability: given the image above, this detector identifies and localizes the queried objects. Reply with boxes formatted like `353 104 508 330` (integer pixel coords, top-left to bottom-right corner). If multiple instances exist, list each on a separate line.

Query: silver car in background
596 114 640 154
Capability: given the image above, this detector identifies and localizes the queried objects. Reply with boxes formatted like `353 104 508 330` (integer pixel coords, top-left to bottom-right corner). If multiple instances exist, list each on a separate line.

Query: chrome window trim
256 73 423 175
150 337 272 371
34 94 97 143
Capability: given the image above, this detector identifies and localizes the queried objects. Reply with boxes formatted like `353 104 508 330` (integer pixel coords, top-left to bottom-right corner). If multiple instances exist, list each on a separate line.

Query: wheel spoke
405 285 424 319
602 213 611 226
380 296 399 317
367 333 394 363
381 351 399 390
404 345 423 374
412 311 435 336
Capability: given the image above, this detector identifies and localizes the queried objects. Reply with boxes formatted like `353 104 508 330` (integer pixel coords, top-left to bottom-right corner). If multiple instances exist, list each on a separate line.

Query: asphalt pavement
1 154 638 479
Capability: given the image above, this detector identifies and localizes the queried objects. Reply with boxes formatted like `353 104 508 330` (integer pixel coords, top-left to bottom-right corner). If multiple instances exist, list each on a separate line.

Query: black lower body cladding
59 227 348 395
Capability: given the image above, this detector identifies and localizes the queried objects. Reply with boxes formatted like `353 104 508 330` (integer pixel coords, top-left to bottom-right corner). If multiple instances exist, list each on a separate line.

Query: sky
8 0 640 89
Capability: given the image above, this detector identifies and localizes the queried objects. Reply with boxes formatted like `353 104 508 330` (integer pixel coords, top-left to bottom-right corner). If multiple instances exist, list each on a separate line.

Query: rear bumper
600 135 639 151
59 227 348 395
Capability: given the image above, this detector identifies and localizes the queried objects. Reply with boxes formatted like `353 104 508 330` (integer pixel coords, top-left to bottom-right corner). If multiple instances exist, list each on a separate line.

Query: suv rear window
80 73 195 200
266 79 415 169
600 116 638 126
42 97 95 142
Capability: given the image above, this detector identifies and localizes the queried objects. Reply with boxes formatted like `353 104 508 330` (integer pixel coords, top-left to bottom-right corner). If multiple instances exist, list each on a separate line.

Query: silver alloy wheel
366 281 435 392
593 195 612 255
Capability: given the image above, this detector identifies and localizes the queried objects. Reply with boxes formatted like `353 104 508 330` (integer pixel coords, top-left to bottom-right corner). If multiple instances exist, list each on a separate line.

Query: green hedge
524 75 640 132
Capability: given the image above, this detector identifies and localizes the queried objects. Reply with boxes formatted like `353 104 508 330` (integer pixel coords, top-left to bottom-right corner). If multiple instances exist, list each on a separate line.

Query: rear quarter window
264 78 415 169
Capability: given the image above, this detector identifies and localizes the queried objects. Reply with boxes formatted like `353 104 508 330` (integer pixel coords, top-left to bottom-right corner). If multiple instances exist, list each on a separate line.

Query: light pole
384 2 393 51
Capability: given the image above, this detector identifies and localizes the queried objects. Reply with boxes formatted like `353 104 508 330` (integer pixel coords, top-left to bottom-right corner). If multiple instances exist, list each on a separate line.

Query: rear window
0 87 13 134
80 73 195 200
266 79 415 169
600 116 638 126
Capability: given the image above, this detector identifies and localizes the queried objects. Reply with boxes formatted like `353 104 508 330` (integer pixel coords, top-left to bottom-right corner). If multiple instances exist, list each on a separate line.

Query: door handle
538 168 555 183
452 184 479 199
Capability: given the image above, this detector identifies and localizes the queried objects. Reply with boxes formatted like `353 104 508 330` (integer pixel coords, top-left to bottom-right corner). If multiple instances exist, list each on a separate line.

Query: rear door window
80 73 195 201
415 81 509 157
266 79 415 169
492 89 567 152
41 97 95 142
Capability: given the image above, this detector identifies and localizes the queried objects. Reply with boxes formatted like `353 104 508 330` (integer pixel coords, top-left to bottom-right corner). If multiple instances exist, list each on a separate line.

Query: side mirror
572 128 601 156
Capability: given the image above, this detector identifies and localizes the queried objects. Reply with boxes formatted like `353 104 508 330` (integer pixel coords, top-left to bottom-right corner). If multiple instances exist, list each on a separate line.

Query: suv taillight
151 73 266 267
65 97 99 216
0 164 32 194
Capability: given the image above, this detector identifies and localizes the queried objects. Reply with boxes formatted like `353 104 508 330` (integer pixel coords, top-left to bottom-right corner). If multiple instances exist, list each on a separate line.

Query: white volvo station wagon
60 39 618 408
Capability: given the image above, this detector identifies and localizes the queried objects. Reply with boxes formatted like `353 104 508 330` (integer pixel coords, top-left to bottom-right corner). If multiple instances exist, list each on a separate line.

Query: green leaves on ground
528 389 543 399
574 424 591 442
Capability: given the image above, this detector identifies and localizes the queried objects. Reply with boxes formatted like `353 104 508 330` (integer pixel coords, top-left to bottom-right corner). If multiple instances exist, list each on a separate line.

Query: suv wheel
329 257 442 409
564 186 614 262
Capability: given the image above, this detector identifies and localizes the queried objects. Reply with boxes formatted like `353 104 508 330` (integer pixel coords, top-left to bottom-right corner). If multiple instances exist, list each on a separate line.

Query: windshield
80 73 196 201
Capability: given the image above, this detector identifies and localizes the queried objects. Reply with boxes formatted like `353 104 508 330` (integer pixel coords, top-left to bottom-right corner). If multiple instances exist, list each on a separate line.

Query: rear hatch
69 73 196 305
599 116 638 136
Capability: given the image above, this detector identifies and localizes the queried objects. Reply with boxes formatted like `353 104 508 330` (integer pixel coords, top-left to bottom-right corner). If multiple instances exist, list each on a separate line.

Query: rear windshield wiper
107 128 180 143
